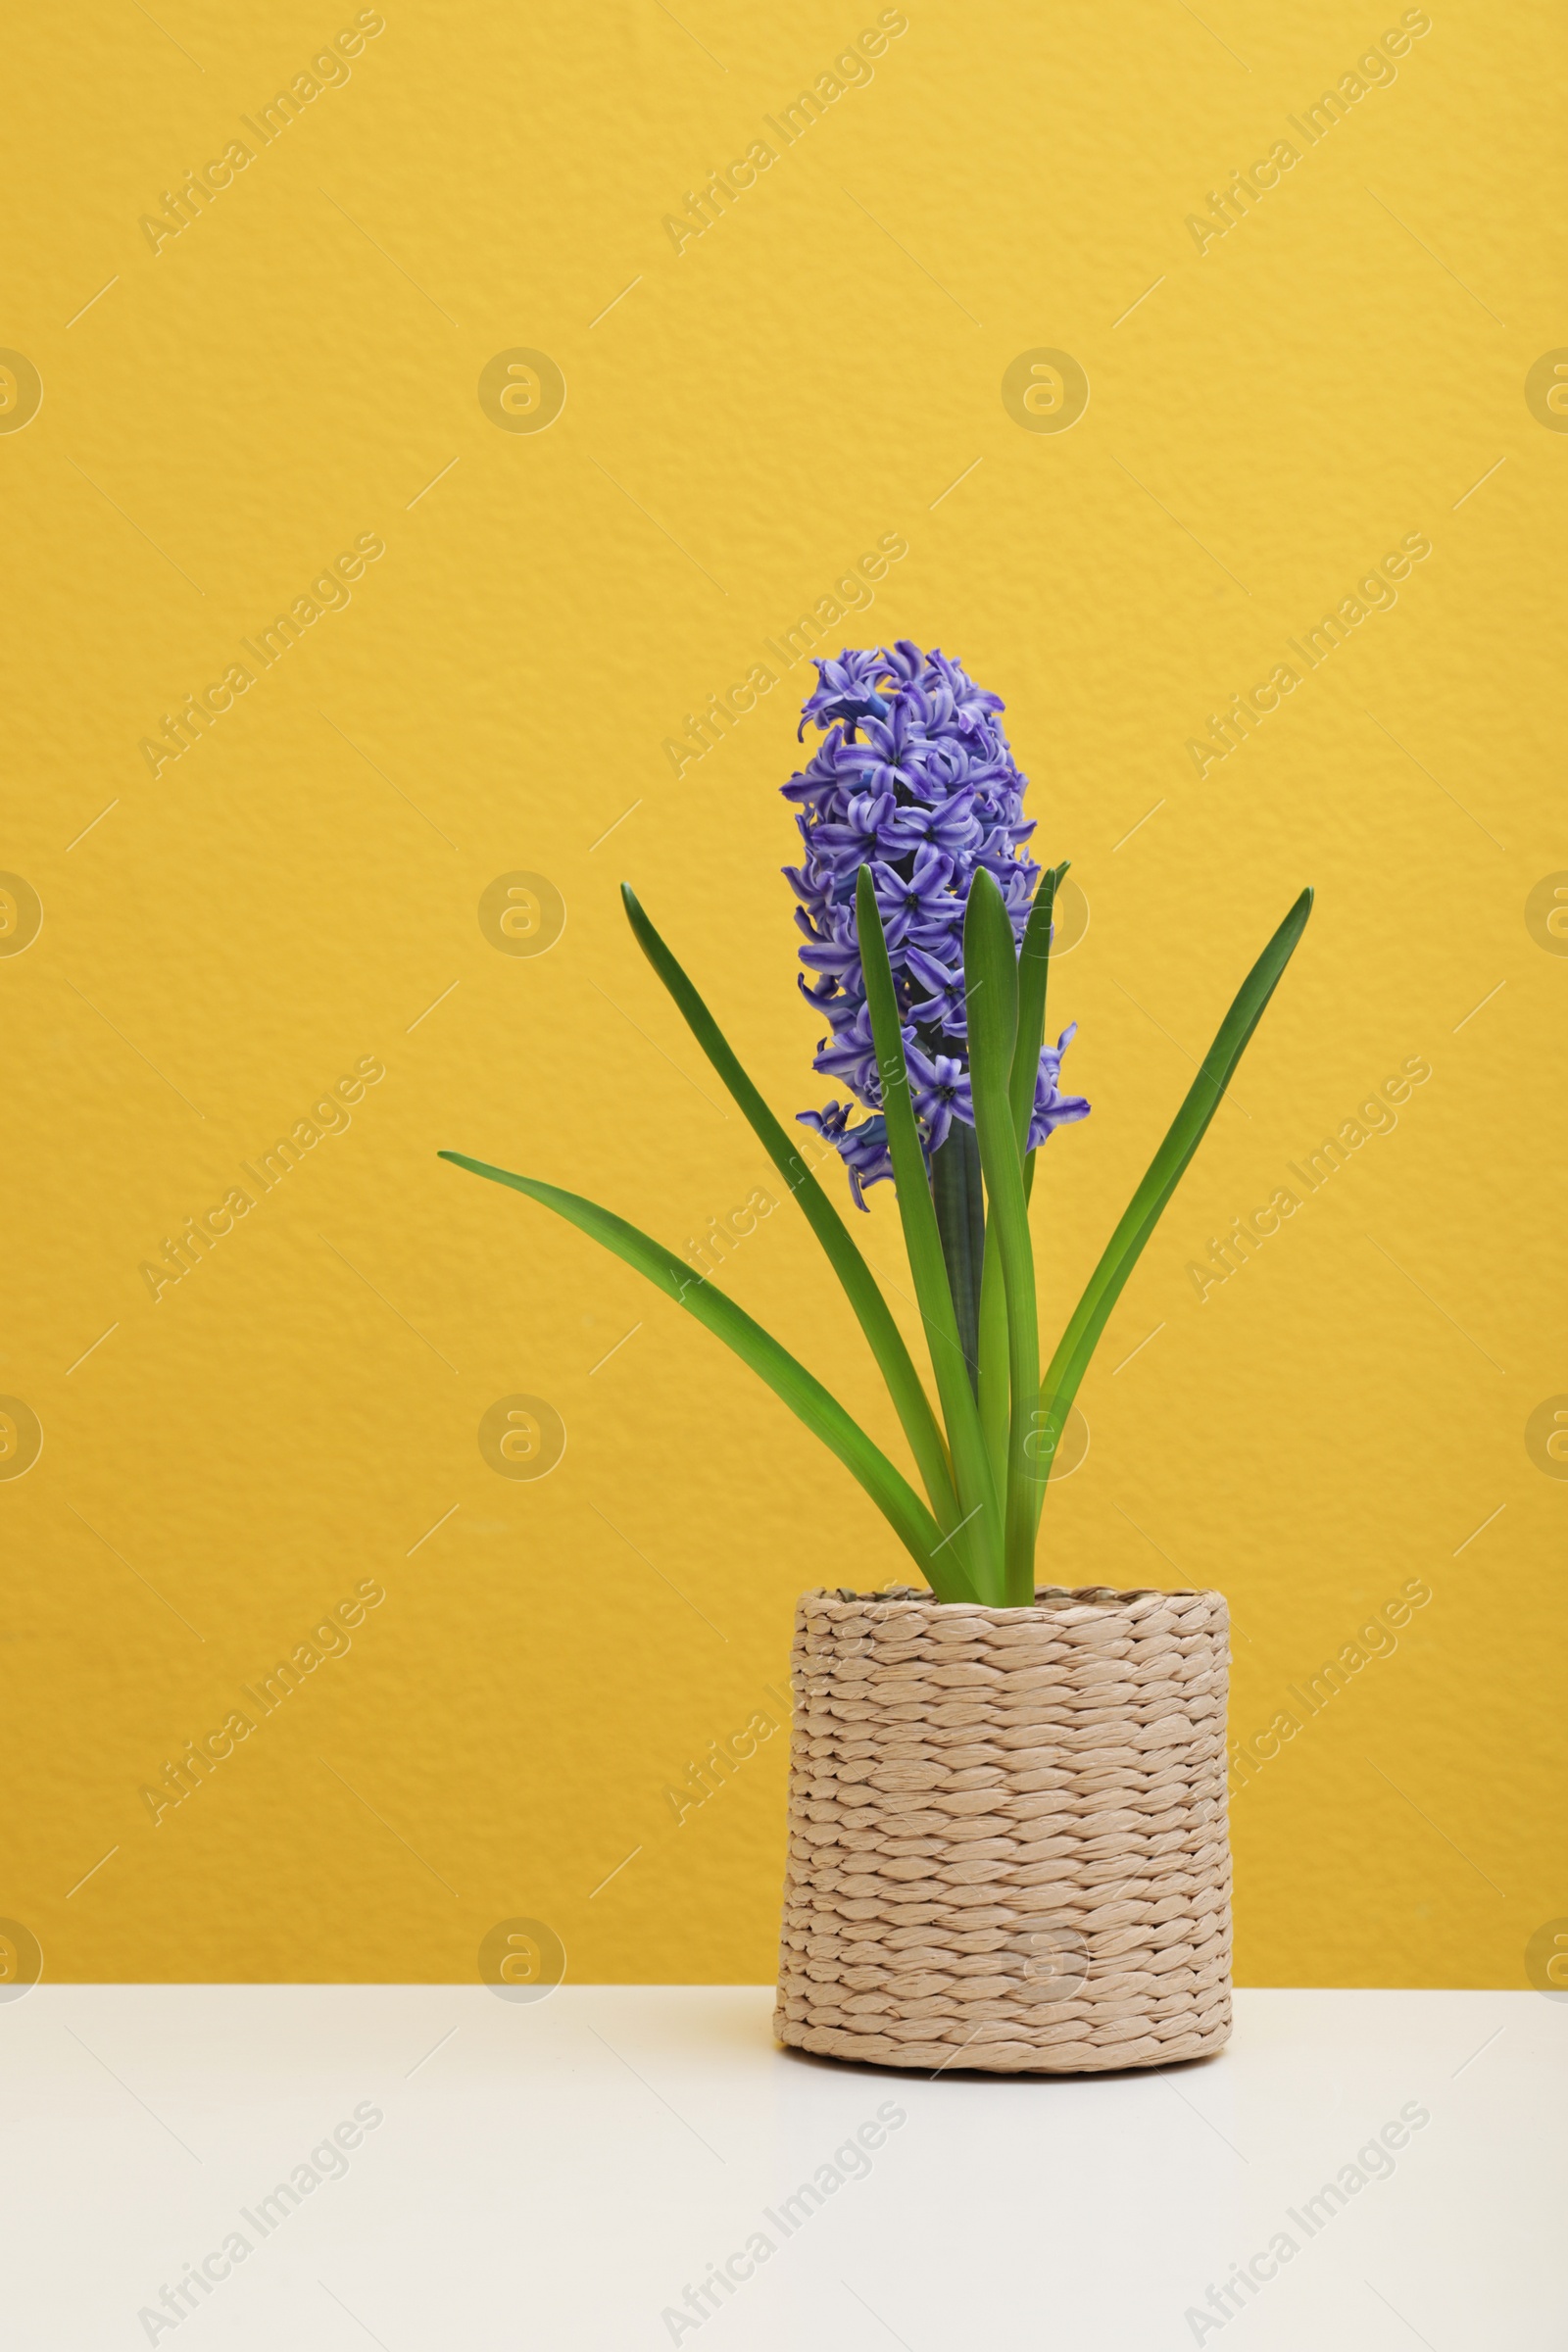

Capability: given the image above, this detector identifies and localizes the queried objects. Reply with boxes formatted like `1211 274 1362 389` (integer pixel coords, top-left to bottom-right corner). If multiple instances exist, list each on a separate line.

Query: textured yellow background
2 0 1561 1988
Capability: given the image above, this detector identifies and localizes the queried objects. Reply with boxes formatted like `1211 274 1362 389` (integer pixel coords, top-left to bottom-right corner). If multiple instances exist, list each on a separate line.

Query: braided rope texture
774 1585 1232 2074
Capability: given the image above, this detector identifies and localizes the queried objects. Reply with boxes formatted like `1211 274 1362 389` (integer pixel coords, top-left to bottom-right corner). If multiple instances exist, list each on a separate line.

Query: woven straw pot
774 1584 1231 2074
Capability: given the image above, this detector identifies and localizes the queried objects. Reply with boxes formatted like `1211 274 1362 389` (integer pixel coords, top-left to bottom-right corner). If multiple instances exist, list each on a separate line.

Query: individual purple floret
784 641 1089 1207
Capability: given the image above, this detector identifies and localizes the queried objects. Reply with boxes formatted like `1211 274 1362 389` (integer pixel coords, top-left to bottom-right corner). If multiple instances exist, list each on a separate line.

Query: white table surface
5 1985 1557 2349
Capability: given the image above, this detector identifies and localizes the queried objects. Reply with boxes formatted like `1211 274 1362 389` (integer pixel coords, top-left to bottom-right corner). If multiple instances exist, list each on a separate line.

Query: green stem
977 1222 1008 1488
974 868 1059 1580
963 870 1040 1607
931 1121 985 1396
857 867 1004 1600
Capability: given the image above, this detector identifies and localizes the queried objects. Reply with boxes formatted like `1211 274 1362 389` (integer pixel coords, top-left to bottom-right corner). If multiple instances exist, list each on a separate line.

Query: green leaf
1010 862 1065 1148
856 865 1004 1600
617 884 959 1535
963 869 1042 1606
976 1225 1008 1488
1036 887 1313 1524
931 1119 985 1393
977 861 1061 1494
438 1152 979 1601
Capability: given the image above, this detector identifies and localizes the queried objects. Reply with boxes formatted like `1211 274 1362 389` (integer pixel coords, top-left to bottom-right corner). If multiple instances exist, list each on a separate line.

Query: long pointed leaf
1036 888 1312 1521
438 1151 978 1600
978 863 1062 1492
856 866 1004 1599
618 885 959 1536
976 1227 1008 1486
1010 862 1064 1146
931 1120 984 1392
964 870 1040 1605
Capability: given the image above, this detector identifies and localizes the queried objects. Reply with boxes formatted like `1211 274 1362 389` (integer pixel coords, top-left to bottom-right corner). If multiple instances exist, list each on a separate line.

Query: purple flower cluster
784 641 1089 1207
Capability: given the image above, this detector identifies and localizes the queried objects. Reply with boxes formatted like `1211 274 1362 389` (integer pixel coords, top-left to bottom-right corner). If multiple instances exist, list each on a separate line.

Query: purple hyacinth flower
906 1047 973 1153
797 1100 895 1207
784 643 1089 1206
1029 1024 1091 1151
798 650 893 738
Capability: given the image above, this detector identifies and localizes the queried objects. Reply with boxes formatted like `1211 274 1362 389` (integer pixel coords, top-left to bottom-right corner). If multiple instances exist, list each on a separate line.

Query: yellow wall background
2 0 1561 1988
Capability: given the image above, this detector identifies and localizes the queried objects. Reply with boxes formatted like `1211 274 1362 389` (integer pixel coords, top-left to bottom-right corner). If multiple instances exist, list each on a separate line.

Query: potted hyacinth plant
442 642 1309 2074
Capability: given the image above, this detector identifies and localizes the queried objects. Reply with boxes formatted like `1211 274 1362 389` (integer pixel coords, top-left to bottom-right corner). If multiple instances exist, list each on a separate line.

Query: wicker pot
774 1585 1231 2074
